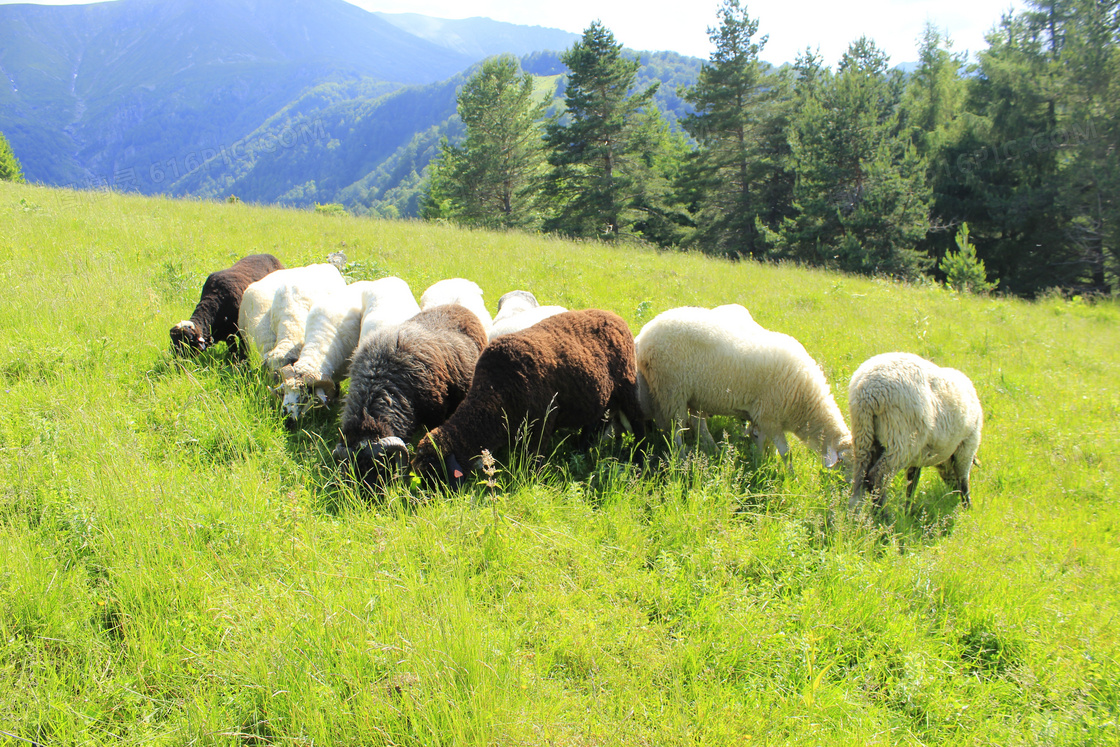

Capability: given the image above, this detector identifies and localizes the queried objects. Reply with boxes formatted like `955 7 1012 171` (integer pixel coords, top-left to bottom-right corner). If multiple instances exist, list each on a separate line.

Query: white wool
420 278 492 333
488 305 568 341
238 263 346 372
358 276 420 343
493 290 540 324
278 277 422 421
634 305 851 465
848 352 982 510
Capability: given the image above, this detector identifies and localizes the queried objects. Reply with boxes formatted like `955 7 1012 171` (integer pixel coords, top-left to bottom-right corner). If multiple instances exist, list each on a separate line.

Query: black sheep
412 309 646 485
332 304 488 488
170 253 284 358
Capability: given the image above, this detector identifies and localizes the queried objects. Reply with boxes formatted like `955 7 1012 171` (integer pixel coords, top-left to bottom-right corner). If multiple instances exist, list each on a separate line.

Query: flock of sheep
170 253 984 510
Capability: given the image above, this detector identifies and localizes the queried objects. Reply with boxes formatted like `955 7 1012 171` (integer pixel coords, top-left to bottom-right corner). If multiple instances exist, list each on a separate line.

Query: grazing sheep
412 309 646 486
420 278 492 335
684 303 763 445
332 304 487 488
848 352 982 511
359 276 421 343
276 283 365 423
634 305 851 466
170 253 283 358
494 289 540 320
489 304 570 340
278 277 422 424
488 289 568 340
237 263 347 373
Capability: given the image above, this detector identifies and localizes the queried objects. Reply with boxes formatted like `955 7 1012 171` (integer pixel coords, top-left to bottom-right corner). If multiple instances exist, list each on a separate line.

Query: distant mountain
0 0 702 217
168 72 469 216
375 12 580 59
0 0 475 186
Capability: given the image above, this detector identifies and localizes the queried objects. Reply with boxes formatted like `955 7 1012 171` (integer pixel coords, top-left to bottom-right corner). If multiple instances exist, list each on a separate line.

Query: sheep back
848 352 982 508
488 304 569 341
493 290 540 323
359 276 421 343
635 305 850 460
412 308 644 481
170 253 283 357
420 278 492 333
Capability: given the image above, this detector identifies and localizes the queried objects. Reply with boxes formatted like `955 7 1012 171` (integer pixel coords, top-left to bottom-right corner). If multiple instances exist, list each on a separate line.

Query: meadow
0 181 1117 745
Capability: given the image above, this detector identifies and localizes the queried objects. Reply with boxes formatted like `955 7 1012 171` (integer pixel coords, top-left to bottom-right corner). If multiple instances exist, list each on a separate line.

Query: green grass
1 181 1118 745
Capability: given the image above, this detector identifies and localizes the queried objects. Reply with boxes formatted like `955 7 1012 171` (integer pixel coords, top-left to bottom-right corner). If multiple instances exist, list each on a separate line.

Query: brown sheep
170 253 284 359
332 304 488 489
411 309 646 486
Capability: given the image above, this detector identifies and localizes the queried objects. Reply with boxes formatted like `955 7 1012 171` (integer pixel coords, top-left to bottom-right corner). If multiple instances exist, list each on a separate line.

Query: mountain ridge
0 0 702 215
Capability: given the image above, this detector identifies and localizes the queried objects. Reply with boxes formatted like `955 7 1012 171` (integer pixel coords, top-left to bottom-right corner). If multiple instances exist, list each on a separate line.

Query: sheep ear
445 452 465 482
279 364 299 386
313 377 337 401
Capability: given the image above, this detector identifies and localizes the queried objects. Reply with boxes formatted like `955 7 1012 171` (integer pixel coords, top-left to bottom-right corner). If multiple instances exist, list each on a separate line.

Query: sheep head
411 433 467 490
334 436 410 490
278 367 338 425
824 433 853 470
169 320 212 354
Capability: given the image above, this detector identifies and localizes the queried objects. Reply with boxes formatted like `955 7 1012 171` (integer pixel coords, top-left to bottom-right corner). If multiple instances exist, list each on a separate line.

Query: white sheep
489 304 569 340
634 305 851 466
278 276 422 423
237 263 346 374
493 289 540 321
420 278 492 334
488 290 568 341
359 276 420 343
847 352 982 511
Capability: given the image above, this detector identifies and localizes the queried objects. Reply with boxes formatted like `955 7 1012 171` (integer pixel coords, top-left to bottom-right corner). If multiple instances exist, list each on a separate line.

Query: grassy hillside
1 181 1117 745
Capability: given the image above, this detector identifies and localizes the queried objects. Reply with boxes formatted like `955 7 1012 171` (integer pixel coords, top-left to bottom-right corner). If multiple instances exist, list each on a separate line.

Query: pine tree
679 0 787 258
763 40 933 279
542 22 662 240
423 55 548 230
901 25 970 264
947 6 1074 294
940 222 998 293
0 132 25 183
1052 0 1119 292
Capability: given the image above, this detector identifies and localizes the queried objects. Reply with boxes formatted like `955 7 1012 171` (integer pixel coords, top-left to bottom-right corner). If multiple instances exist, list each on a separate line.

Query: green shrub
0 131 25 183
940 222 997 294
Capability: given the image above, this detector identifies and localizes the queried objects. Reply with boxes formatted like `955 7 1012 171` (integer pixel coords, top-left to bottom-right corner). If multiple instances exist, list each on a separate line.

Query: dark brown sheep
332 304 488 489
411 309 646 485
170 253 284 359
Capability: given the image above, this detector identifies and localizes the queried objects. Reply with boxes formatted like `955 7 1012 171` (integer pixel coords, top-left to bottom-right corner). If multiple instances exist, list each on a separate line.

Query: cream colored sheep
237 263 346 373
420 278 492 334
848 352 982 511
359 276 420 343
635 305 851 466
279 276 422 424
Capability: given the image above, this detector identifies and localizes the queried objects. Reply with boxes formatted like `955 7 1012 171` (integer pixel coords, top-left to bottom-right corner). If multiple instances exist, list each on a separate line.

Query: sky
350 0 1026 65
1 0 1025 66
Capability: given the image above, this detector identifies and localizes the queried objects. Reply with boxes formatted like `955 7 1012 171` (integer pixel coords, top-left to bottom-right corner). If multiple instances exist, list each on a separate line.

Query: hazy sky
2 0 1024 65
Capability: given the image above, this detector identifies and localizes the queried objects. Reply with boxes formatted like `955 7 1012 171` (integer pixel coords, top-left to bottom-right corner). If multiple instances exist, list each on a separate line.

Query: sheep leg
905 467 922 500
936 456 971 508
657 396 689 451
690 413 716 451
958 473 971 509
952 433 980 509
849 458 871 511
867 451 904 510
